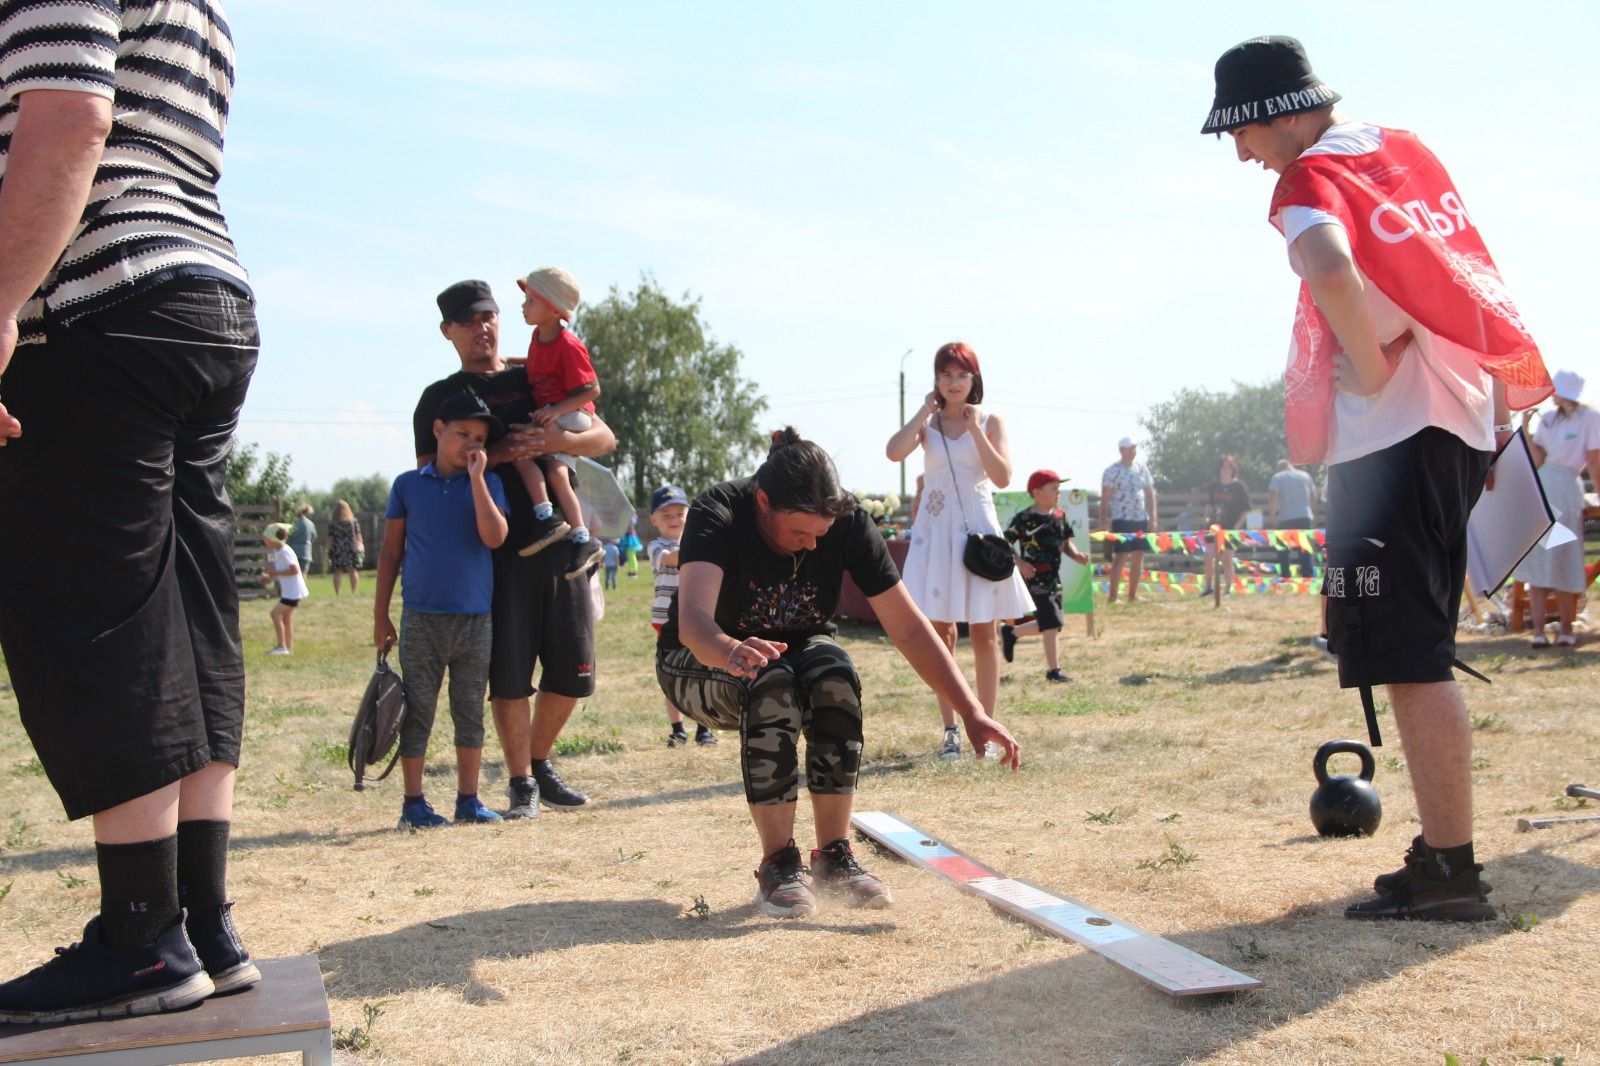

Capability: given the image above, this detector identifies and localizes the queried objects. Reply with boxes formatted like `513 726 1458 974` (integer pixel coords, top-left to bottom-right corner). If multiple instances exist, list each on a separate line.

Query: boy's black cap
437 279 499 323
1200 36 1340 135
435 390 505 439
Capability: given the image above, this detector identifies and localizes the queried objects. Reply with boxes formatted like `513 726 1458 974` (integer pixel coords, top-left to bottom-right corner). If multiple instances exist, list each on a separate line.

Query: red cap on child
1027 469 1065 493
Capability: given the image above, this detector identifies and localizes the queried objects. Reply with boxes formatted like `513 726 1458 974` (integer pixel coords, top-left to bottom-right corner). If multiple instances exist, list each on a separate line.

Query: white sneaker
267 646 291 656
937 728 961 761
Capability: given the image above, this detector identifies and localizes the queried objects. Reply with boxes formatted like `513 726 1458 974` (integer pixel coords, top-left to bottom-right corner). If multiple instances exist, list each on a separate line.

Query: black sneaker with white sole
565 538 606 580
0 913 214 1025
532 760 589 810
504 775 540 820
185 902 260 996
517 514 572 558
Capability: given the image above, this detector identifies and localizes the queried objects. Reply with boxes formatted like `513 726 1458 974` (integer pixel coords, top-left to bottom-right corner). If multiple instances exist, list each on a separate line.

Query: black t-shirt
413 368 548 548
1206 480 1251 530
657 478 902 651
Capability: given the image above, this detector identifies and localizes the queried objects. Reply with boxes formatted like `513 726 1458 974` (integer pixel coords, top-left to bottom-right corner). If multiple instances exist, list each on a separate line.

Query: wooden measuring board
851 811 1262 997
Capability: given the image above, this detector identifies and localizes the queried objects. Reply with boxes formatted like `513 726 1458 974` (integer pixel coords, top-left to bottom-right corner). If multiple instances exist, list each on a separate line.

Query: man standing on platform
0 0 261 1021
1203 35 1551 921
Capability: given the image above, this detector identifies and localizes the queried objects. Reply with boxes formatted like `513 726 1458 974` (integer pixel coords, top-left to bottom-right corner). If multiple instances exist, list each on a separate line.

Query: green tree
225 441 293 509
1138 379 1291 493
579 277 767 503
308 474 392 517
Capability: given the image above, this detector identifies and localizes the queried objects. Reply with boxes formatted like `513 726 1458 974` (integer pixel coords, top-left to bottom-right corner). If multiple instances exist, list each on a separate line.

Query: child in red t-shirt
512 267 605 576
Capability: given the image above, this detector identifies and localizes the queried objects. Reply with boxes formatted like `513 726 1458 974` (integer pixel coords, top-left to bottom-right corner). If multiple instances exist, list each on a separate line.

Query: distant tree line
1139 379 1295 493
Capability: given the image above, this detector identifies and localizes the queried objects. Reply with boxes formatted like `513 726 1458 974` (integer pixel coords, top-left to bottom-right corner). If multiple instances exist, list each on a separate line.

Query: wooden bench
0 957 331 1066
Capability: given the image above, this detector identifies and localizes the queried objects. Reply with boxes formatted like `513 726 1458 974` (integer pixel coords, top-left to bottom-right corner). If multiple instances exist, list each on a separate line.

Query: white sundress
901 412 1032 624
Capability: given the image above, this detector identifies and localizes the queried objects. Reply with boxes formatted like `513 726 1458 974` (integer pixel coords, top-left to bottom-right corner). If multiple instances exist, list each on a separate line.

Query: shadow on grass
727 844 1600 1063
595 759 920 812
318 898 896 1003
0 826 406 874
1116 651 1328 688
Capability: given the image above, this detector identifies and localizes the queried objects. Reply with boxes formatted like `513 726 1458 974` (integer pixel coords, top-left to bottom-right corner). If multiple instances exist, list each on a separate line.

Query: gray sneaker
937 727 961 761
504 776 540 820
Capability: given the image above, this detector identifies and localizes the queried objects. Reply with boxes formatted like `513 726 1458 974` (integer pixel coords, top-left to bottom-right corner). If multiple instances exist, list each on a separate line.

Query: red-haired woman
886 343 1031 759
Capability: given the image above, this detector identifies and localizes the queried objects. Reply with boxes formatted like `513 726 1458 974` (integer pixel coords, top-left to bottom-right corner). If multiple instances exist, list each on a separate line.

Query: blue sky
222 0 1597 499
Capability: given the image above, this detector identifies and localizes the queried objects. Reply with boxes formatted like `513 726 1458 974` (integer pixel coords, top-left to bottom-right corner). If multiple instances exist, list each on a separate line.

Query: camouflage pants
656 636 863 805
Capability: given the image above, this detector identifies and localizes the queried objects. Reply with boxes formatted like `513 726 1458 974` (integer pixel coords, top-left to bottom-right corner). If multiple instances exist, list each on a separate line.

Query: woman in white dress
886 343 1032 758
1514 370 1600 647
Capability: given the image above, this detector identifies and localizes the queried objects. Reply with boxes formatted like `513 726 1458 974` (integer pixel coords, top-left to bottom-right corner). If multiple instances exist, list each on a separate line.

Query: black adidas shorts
1322 428 1491 689
488 542 595 701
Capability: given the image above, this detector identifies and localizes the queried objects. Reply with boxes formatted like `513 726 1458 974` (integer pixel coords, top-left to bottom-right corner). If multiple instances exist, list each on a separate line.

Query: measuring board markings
851 811 1262 997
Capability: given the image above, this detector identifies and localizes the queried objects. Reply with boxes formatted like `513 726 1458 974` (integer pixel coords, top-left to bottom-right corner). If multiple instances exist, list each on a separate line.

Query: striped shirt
0 0 251 345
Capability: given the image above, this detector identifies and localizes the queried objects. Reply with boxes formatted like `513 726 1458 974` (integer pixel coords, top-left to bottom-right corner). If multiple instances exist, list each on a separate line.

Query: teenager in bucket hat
1202 34 1552 923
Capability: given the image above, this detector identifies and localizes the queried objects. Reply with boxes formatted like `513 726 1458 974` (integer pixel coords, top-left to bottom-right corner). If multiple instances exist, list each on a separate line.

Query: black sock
404 793 425 804
670 724 687 735
176 820 230 917
1426 840 1477 879
457 792 477 803
96 836 179 948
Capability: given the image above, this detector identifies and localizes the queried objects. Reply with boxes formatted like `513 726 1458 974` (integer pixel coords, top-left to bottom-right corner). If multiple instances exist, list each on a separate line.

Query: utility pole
897 348 914 500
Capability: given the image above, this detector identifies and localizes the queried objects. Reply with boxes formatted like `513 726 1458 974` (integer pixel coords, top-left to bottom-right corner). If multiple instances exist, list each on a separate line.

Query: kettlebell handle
1314 739 1375 785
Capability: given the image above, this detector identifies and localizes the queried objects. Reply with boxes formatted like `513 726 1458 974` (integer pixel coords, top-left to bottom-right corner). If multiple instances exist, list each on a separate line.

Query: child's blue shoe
398 797 449 830
453 795 503 824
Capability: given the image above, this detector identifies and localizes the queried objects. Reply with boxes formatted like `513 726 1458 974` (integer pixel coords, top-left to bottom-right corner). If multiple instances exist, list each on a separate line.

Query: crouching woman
655 427 1020 918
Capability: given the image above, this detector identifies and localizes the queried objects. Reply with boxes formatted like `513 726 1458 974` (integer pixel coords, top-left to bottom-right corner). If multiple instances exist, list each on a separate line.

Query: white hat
516 266 581 321
1117 436 1136 449
1553 369 1585 402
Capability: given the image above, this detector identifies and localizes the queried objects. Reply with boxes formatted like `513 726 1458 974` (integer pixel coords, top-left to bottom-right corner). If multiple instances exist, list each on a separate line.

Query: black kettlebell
1309 740 1382 838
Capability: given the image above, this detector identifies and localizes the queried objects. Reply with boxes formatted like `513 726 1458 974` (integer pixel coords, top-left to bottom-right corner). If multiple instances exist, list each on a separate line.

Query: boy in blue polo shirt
374 391 510 829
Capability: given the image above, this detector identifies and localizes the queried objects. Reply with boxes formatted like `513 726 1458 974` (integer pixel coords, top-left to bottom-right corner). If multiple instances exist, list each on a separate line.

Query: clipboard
1465 429 1556 598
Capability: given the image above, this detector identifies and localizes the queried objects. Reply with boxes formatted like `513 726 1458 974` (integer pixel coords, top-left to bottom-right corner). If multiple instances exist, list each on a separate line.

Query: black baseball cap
436 279 499 323
1200 36 1340 135
434 390 504 439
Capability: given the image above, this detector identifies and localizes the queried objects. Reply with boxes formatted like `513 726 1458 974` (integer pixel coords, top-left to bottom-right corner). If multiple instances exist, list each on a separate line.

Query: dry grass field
1 571 1597 1065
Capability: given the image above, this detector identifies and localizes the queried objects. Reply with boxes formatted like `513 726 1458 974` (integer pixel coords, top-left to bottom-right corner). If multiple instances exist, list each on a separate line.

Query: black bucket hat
1200 36 1340 135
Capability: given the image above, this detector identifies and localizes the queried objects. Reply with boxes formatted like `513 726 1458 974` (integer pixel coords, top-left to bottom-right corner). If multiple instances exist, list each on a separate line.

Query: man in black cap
1203 37 1552 922
413 280 617 817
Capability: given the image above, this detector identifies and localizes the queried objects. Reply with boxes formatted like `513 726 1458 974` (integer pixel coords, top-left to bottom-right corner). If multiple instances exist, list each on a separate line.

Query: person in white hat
1099 436 1157 603
1513 370 1600 647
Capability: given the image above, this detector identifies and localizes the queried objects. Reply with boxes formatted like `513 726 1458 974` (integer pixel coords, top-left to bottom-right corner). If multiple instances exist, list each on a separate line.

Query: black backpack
348 640 407 790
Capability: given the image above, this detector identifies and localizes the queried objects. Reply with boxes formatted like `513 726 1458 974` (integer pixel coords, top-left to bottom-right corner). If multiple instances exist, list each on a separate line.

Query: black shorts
1028 588 1065 631
0 280 258 820
1110 518 1150 554
279 598 302 608
1323 427 1491 689
488 541 595 701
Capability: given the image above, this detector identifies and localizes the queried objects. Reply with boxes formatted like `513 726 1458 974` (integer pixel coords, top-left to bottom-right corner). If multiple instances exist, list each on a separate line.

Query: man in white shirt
1204 36 1550 923
1099 437 1157 604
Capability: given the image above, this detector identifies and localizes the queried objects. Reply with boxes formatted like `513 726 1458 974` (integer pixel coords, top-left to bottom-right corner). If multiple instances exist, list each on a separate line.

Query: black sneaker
185 902 260 996
564 538 606 580
1346 858 1495 922
1001 624 1017 664
0 913 214 1024
504 775 540 820
532 760 589 810
517 514 572 558
667 727 688 748
694 725 719 746
1373 836 1492 898
811 838 893 909
754 840 816 918
1044 668 1072 683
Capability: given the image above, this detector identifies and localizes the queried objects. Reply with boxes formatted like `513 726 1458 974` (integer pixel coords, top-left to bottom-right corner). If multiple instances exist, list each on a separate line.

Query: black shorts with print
1322 428 1492 688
